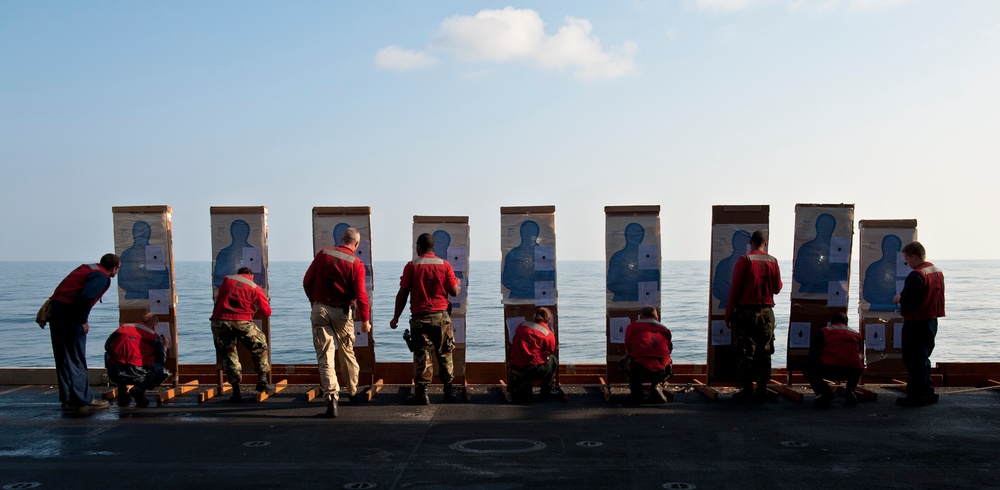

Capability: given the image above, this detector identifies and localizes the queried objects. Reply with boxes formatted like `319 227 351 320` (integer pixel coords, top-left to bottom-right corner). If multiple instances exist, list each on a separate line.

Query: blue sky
2 1 997 262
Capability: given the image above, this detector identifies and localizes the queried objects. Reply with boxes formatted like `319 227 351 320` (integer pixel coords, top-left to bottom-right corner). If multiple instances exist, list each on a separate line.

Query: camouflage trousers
730 306 776 384
410 311 455 386
211 320 270 385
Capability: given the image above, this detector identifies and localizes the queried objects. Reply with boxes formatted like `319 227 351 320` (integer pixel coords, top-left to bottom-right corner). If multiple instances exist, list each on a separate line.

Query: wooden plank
304 386 322 402
498 380 512 403
366 379 384 402
555 385 569 403
101 386 127 401
112 205 171 214
858 219 918 229
604 205 660 215
198 383 232 403
988 379 1000 387
691 380 720 401
256 379 288 402
210 206 266 215
768 381 803 402
501 205 555 214
855 385 879 402
157 380 199 405
413 215 468 224
313 206 372 216
598 377 611 402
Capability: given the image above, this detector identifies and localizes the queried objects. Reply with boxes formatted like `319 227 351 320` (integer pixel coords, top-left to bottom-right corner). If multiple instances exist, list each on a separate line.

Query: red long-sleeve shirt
625 319 673 371
211 273 271 321
725 250 782 322
510 320 556 368
399 252 458 314
303 246 370 322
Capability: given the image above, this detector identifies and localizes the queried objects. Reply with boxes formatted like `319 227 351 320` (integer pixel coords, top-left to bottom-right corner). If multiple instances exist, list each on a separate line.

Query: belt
412 310 447 318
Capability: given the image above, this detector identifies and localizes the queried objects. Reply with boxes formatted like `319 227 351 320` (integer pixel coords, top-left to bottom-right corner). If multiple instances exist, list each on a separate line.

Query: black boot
229 382 243 403
116 386 131 407
325 398 338 418
130 387 150 408
407 384 430 405
443 382 455 404
255 372 276 396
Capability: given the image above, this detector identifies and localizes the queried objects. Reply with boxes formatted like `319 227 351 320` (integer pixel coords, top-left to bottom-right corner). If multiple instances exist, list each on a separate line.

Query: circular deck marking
780 440 809 447
343 483 377 489
663 483 697 489
450 439 546 454
575 441 603 447
3 483 41 490
242 441 272 447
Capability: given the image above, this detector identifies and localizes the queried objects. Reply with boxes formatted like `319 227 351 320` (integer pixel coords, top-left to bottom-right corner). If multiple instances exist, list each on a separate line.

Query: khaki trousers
311 303 359 401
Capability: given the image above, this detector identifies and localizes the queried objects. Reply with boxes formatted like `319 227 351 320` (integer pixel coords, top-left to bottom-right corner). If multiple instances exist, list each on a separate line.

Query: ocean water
1 260 997 368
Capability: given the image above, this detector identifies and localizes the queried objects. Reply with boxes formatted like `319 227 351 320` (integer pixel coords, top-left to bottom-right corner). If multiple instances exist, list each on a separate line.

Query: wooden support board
500 206 559 389
157 380 199 405
112 205 179 385
412 215 470 382
256 379 288 402
858 220 917 379
786 204 855 381
198 383 232 403
605 206 661 385
210 206 272 381
313 207 377 388
707 205 769 383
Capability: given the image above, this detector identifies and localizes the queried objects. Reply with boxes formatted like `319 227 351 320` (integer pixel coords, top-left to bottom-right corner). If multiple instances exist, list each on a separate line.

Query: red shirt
725 250 783 322
624 319 673 371
303 246 370 322
399 252 458 314
510 320 556 368
900 262 945 321
818 324 864 369
106 322 160 367
212 273 272 321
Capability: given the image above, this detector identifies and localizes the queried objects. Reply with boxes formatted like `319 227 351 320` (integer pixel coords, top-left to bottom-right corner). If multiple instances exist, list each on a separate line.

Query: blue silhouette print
712 229 751 311
214 220 266 289
607 223 659 302
433 229 464 309
793 213 849 293
502 220 555 299
333 222 373 292
119 220 170 299
863 234 903 311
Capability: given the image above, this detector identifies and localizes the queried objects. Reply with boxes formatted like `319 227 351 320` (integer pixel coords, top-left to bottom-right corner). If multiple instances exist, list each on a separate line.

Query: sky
1 1 998 262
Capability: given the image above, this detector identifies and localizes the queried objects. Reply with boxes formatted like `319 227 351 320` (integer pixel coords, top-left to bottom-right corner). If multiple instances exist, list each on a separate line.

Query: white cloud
848 0 909 11
376 7 637 79
695 0 758 13
374 45 437 71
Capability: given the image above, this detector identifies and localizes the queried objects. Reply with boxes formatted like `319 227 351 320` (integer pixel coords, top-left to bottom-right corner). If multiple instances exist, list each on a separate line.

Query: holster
402 329 418 353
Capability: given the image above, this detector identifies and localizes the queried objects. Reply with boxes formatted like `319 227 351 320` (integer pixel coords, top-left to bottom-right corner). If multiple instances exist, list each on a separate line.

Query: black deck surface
1 384 998 489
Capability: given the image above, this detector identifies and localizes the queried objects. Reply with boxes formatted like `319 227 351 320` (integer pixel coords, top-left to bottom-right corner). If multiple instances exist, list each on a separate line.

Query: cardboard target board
313 207 376 387
210 206 271 376
112 205 178 383
707 205 769 383
500 206 558 380
605 206 661 383
785 204 855 375
858 219 917 378
412 215 469 380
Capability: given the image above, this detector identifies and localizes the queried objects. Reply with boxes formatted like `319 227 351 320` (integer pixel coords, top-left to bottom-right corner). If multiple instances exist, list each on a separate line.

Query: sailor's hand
361 321 372 333
389 318 399 330
82 323 89 334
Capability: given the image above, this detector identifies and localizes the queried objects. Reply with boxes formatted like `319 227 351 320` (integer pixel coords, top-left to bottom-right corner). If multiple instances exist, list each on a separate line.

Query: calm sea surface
1 260 996 368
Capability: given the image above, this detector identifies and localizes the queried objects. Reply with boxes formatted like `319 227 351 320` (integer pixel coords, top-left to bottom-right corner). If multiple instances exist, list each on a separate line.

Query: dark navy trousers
49 323 96 407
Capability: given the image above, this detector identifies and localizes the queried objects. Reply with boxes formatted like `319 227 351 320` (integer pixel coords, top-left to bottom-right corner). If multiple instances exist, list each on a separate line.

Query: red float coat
510 320 556 368
725 251 783 323
303 246 370 322
818 324 864 369
624 319 673 371
50 263 112 306
901 262 946 321
106 322 159 367
399 253 458 314
211 273 272 322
